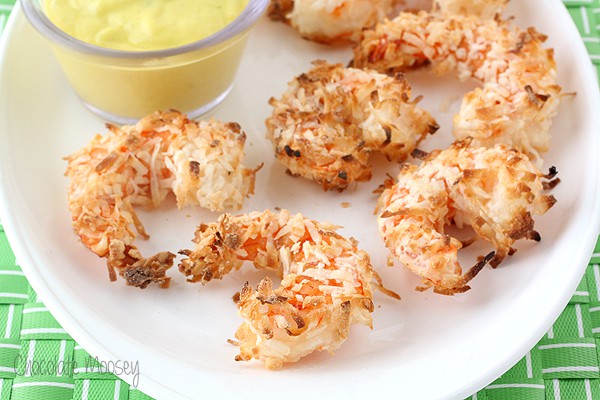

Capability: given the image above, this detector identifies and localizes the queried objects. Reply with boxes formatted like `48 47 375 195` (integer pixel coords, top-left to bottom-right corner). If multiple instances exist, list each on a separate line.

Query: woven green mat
1 1 600 399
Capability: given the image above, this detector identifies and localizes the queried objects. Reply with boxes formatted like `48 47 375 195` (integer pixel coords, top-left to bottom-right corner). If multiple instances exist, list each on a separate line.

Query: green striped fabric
469 265 600 399
72 379 129 400
589 237 600 264
1 0 600 399
10 376 76 400
0 1 12 34
0 222 142 398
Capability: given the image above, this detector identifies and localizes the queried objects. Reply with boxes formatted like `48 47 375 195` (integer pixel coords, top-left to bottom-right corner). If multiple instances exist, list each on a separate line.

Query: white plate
1 1 599 399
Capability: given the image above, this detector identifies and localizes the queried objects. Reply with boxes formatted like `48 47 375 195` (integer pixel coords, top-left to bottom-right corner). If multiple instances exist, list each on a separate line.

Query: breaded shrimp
353 11 562 160
432 0 508 18
65 110 258 288
179 209 391 368
268 0 396 44
266 61 439 190
377 140 558 294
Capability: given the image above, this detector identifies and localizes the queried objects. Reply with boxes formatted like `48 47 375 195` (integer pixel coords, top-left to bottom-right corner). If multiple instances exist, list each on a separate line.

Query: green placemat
1 1 599 399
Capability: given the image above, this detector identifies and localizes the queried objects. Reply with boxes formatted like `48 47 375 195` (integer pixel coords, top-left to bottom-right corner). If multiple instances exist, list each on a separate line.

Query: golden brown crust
267 61 437 190
378 142 558 294
269 0 396 44
353 11 561 160
65 110 257 287
179 209 386 368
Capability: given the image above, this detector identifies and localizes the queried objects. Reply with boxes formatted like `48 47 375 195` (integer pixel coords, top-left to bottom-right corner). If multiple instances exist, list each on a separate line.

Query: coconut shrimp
266 61 438 190
179 209 394 368
377 141 558 294
353 11 562 160
268 0 396 44
65 110 259 288
432 0 508 18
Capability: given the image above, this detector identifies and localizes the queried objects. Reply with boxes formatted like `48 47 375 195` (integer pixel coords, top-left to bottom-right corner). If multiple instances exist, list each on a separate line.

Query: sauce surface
44 0 249 51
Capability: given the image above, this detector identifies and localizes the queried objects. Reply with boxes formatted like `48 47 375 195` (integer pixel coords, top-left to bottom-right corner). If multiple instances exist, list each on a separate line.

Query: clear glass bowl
20 0 269 124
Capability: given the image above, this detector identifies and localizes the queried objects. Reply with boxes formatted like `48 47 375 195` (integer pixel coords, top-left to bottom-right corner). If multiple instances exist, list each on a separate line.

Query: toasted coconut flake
179 209 394 368
354 10 562 160
65 110 258 287
267 61 437 190
271 0 397 44
377 142 557 294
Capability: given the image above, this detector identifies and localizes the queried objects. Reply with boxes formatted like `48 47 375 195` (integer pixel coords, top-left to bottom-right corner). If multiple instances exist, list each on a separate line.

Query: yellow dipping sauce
37 0 258 122
44 0 249 51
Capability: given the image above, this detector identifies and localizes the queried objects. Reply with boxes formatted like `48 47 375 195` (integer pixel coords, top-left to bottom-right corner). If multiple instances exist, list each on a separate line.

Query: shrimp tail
108 240 174 289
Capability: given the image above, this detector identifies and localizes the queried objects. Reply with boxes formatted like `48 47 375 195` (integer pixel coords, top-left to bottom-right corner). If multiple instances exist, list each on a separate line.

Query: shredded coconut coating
266 61 439 190
268 0 396 44
377 140 558 295
432 0 508 18
179 209 376 369
65 110 258 287
353 11 562 160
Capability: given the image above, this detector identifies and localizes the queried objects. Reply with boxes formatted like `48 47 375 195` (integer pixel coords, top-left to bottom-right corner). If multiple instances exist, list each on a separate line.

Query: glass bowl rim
19 0 270 59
